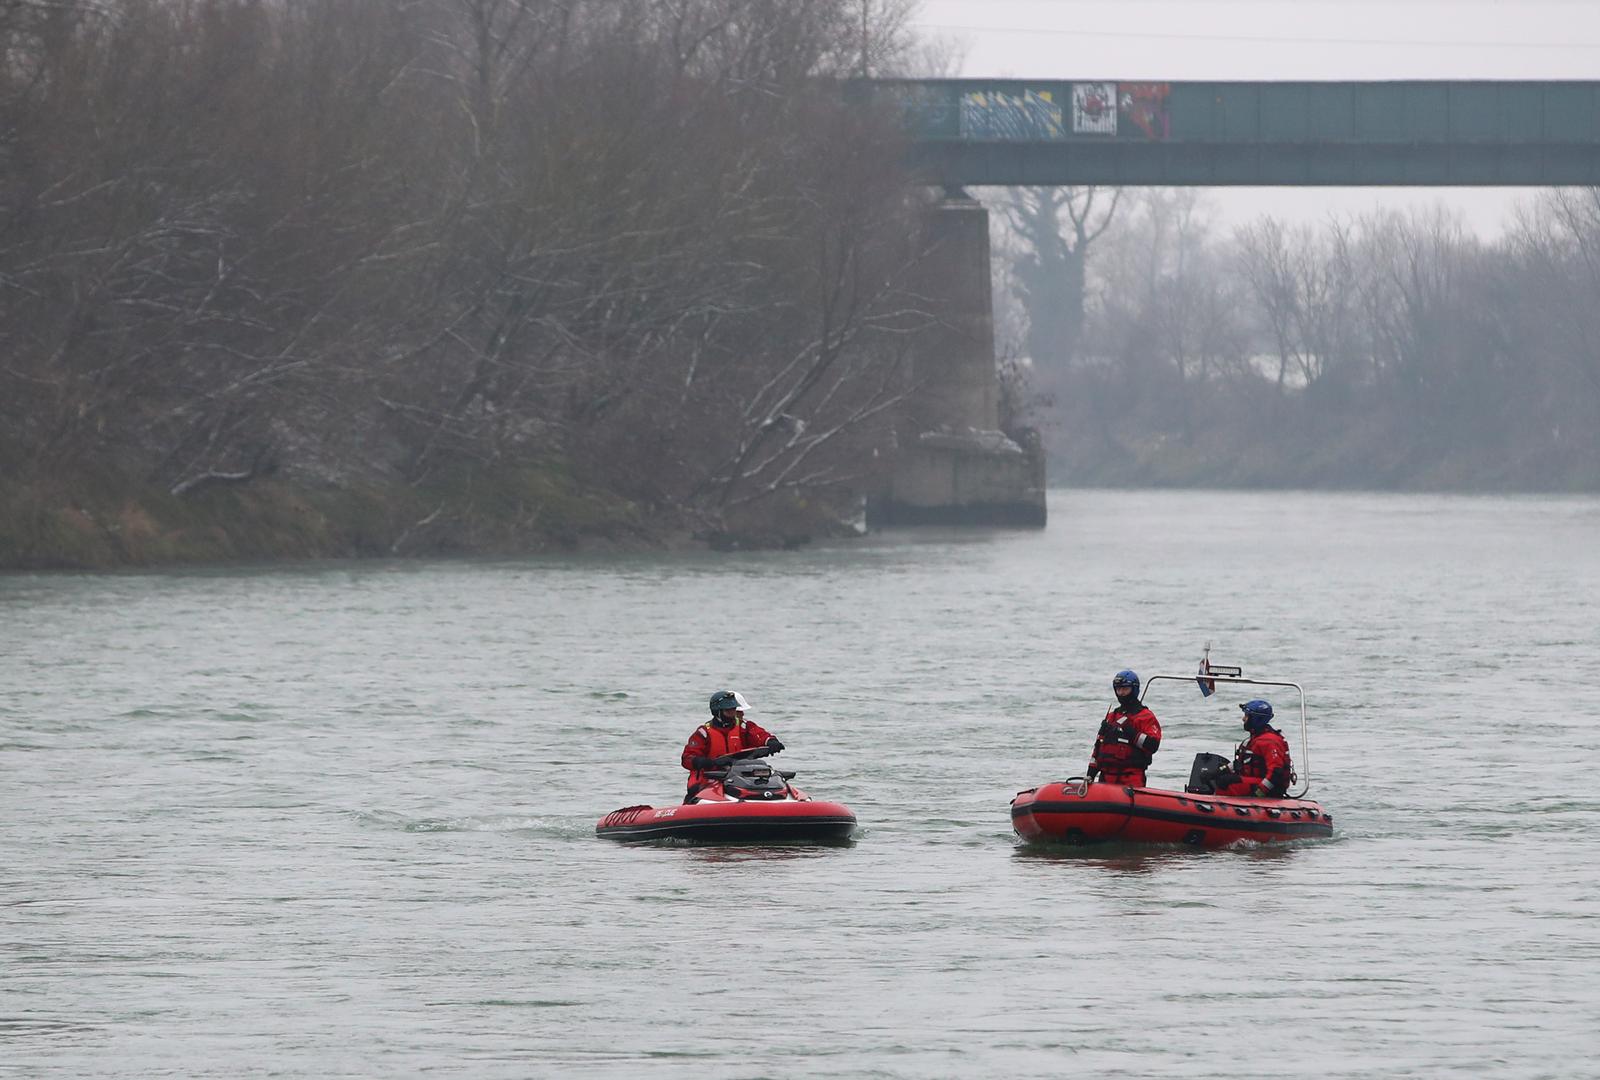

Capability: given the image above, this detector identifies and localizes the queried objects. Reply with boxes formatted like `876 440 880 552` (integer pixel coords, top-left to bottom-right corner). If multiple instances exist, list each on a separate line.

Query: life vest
700 721 761 759
1233 728 1293 798
682 719 773 787
1094 706 1161 770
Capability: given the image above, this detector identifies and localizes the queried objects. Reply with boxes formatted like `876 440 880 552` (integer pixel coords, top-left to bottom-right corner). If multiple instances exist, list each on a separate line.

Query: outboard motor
1186 752 1231 795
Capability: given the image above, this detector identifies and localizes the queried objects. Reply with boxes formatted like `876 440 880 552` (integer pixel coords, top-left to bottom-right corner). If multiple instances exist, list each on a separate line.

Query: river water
4 489 1599 1078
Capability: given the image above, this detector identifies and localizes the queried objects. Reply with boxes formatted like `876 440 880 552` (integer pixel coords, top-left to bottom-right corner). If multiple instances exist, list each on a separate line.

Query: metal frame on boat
1143 654 1313 798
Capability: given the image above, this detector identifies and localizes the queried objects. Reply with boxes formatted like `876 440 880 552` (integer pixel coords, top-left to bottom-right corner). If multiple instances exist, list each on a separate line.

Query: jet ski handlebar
711 745 777 765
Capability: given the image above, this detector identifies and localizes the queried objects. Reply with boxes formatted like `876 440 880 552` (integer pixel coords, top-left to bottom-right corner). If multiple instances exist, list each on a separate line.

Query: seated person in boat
681 690 784 802
1211 700 1293 798
1086 669 1162 787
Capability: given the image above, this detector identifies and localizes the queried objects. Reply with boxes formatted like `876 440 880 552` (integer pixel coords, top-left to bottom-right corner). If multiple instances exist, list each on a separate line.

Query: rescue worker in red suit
681 690 783 803
1086 670 1162 787
1213 699 1294 798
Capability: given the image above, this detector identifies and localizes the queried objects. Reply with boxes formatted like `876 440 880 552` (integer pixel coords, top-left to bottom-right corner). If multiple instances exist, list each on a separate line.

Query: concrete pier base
869 428 1046 527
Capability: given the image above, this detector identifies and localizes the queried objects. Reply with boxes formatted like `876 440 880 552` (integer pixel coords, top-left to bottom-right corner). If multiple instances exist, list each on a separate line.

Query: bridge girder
859 79 1600 187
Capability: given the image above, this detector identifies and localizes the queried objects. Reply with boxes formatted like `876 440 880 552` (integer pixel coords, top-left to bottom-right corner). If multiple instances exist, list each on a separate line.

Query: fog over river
4 489 1598 1078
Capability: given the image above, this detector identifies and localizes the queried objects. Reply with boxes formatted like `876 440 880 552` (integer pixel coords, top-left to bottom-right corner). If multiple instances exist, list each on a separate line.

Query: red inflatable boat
596 749 855 844
1014 655 1335 848
1011 779 1332 847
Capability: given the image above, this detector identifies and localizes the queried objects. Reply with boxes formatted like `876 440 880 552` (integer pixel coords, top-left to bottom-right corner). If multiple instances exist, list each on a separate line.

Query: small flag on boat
1196 645 1216 697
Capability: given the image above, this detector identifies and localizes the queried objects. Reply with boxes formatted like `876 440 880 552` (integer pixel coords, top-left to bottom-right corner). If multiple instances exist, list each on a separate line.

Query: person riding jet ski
681 690 784 803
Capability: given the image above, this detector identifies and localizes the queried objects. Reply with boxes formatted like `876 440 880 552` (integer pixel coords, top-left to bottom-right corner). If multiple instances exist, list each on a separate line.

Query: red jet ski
1013 655 1335 848
596 747 856 844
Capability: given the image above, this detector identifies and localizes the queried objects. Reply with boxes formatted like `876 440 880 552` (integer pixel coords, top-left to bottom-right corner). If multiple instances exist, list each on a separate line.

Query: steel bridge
854 79 1600 187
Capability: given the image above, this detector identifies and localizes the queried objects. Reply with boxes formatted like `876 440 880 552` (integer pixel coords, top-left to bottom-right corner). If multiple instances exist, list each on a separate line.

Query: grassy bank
0 463 661 571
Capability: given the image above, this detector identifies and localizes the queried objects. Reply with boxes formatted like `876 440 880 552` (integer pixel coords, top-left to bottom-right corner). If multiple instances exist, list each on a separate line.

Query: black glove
691 756 718 769
766 736 784 752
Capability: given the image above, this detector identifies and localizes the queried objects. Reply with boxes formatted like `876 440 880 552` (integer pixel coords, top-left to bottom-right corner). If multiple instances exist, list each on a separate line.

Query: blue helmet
1112 670 1140 700
1239 699 1274 731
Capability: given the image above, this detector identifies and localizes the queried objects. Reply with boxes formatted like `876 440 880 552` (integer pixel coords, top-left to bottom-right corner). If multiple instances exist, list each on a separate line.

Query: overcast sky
910 0 1600 235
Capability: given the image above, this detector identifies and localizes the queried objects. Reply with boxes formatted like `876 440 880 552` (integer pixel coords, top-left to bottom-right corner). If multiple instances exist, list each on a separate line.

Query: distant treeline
1000 189 1600 490
0 0 930 565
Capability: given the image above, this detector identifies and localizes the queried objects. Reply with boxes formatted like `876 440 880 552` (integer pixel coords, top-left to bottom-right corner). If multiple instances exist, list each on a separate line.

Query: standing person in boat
1212 699 1294 798
1086 670 1162 787
681 690 784 803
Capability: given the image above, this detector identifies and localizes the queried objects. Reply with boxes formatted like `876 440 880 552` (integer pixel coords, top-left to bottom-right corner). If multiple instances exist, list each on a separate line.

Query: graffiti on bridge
877 80 1172 142
957 83 1170 140
960 88 1065 140
1073 82 1171 138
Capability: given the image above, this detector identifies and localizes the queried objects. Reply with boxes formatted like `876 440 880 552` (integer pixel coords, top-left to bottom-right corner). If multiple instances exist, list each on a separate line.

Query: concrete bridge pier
868 189 1047 527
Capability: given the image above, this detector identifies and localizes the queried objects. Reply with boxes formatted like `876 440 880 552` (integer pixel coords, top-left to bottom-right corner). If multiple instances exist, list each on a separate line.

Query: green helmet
708 690 750 714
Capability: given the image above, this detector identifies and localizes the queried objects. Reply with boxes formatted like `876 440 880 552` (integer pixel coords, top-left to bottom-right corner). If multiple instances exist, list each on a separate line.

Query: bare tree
1001 186 1122 374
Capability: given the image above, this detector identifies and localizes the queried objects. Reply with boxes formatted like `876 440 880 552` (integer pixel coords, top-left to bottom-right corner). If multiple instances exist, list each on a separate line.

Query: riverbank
0 461 870 571
0 465 668 571
12 435 1595 571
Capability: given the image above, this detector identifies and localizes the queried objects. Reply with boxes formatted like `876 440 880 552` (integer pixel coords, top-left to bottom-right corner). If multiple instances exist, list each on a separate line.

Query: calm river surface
4 489 1600 1078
